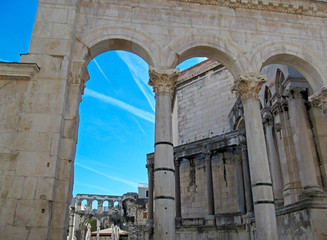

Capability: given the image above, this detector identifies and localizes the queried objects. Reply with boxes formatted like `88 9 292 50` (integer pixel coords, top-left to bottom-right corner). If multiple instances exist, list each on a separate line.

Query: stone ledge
0 62 40 81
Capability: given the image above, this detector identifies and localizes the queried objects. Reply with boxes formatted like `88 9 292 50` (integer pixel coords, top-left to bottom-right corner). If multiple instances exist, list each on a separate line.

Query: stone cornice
179 0 327 18
0 62 40 81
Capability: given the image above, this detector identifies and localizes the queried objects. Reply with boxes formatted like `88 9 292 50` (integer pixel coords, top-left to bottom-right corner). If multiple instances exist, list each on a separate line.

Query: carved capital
148 67 179 96
69 61 90 94
284 87 306 99
262 109 274 126
231 74 266 103
309 87 327 113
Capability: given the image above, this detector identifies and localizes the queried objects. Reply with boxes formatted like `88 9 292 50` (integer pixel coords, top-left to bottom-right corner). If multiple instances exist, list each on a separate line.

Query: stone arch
167 34 248 79
76 25 162 66
252 41 327 92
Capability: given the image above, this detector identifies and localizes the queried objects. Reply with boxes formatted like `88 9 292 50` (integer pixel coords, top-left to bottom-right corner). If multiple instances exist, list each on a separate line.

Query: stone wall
175 61 237 145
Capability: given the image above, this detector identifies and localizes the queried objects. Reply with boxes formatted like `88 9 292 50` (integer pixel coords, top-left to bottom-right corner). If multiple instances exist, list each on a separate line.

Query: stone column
262 110 284 205
232 75 278 240
205 152 215 220
149 67 179 240
174 158 182 220
272 101 301 204
309 88 327 191
286 87 321 193
240 141 253 214
235 155 245 214
146 162 154 221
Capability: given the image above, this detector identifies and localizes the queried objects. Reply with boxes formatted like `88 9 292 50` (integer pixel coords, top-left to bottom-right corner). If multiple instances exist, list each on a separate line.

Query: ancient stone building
147 59 327 239
1 0 327 240
68 190 148 240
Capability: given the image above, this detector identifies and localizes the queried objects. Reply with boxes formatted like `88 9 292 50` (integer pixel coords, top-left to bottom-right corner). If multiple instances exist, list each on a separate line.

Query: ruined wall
175 61 237 145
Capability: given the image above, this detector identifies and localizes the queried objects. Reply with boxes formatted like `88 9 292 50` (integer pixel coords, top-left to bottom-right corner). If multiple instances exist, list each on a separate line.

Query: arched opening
92 200 98 211
81 199 87 211
114 201 119 208
103 200 109 212
73 50 154 198
173 51 242 220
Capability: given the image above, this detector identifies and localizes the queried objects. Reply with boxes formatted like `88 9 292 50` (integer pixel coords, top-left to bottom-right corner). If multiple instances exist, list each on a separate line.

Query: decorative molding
148 67 179 97
284 86 307 99
231 74 266 103
0 63 40 81
68 61 90 94
309 87 327 113
178 0 327 18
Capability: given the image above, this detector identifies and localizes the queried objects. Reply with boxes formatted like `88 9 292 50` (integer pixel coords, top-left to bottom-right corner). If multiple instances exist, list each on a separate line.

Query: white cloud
76 162 138 188
116 51 155 112
131 116 146 136
85 88 155 123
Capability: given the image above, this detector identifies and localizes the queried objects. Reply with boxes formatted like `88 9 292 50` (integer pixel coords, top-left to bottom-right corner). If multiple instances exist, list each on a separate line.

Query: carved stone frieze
231 74 266 103
309 87 327 113
284 87 307 99
148 67 179 96
178 0 327 18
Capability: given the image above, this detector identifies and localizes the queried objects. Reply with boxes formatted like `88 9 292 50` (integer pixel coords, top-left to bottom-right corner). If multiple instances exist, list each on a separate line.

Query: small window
146 190 148 198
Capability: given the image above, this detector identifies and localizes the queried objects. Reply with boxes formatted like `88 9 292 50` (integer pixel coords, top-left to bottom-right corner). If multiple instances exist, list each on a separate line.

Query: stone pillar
205 152 215 218
232 75 278 240
98 200 103 213
272 102 301 204
240 139 253 213
262 110 284 205
286 87 321 193
174 158 182 220
235 155 245 214
309 88 327 191
149 67 179 240
146 162 154 221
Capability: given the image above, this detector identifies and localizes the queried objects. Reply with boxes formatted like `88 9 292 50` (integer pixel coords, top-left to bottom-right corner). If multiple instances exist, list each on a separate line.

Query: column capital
174 158 181 167
231 74 267 102
284 87 307 99
69 61 90 94
261 108 273 126
148 67 179 96
309 87 327 113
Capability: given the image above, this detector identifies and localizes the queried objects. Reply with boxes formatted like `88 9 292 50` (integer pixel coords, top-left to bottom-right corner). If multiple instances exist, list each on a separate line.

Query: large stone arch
75 25 162 67
252 41 327 92
167 33 248 79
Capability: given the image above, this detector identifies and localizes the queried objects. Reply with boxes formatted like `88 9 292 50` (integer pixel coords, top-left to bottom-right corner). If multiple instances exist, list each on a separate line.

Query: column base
205 215 216 226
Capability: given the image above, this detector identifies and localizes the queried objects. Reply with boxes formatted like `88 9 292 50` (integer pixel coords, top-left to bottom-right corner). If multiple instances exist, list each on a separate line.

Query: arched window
264 86 272 107
275 69 285 96
103 200 109 212
92 200 98 211
81 199 87 211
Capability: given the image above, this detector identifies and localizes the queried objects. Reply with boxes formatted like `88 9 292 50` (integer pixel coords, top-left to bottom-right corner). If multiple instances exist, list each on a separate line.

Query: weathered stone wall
176 63 236 145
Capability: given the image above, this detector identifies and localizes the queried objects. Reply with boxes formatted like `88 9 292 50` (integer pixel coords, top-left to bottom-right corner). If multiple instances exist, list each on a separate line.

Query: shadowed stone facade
1 0 327 239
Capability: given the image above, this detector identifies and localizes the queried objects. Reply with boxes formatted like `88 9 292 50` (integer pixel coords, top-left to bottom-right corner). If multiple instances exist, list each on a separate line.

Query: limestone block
58 159 73 181
35 177 56 201
50 133 60 156
51 23 74 39
0 152 18 171
0 132 15 151
0 225 29 240
16 151 57 177
60 138 75 160
14 199 50 227
29 37 72 56
63 119 77 138
54 180 70 203
27 227 48 240
18 113 62 133
14 132 51 152
36 6 68 24
0 198 17 225
22 176 38 199
0 175 24 199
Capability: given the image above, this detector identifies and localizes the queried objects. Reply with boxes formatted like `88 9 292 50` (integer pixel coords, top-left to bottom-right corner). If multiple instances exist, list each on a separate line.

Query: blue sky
0 1 206 197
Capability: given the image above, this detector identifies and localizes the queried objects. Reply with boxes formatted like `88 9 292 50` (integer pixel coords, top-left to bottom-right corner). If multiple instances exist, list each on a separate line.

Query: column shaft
175 159 181 219
146 163 154 220
262 111 284 204
149 68 178 240
287 88 321 192
232 75 278 240
235 156 245 214
241 143 253 213
205 153 215 216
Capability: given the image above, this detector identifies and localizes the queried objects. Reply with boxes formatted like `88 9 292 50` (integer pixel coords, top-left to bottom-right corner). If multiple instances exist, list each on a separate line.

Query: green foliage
87 218 97 232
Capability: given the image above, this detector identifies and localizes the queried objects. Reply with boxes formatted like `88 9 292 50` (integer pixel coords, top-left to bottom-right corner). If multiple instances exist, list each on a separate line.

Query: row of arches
73 28 326 93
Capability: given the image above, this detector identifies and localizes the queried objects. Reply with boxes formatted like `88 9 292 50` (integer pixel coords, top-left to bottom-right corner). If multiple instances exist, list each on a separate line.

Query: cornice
0 62 40 81
179 0 327 18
